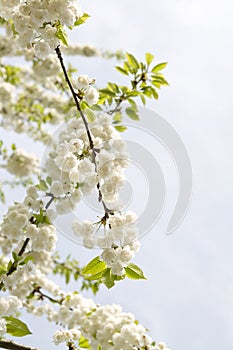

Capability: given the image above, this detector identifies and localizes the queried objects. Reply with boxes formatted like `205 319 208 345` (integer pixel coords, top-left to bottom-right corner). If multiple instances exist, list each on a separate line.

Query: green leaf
125 263 146 280
97 345 102 350
114 125 127 132
125 107 140 120
152 75 169 86
107 82 120 93
85 108 96 122
113 112 122 122
127 98 137 107
46 176 52 186
99 88 116 97
0 266 7 276
151 62 168 73
36 179 48 191
102 268 115 289
79 335 91 349
82 256 107 275
55 26 69 46
74 13 90 27
140 94 146 105
115 66 129 76
126 52 140 70
3 317 32 337
19 256 34 266
145 53 154 65
86 269 107 281
12 251 21 262
34 208 51 225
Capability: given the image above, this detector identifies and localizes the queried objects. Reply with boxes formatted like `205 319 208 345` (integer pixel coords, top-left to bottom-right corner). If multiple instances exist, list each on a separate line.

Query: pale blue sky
2 1 233 349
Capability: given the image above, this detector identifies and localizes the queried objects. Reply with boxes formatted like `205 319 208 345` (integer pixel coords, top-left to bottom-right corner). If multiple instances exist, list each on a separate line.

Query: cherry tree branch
0 238 30 291
55 46 112 218
0 340 42 350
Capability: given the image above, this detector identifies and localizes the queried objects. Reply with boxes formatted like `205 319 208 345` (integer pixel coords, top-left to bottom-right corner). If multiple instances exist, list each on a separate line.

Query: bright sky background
2 1 233 350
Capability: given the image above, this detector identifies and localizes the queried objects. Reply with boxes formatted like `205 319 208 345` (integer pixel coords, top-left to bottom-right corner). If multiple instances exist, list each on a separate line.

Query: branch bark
0 340 42 350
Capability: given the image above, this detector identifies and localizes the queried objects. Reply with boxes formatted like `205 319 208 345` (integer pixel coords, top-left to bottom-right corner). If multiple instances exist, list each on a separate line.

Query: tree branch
0 238 30 291
55 46 112 218
0 340 42 350
55 46 94 149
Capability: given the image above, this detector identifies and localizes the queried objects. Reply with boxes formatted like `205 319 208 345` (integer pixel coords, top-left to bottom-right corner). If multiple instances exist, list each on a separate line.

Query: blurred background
2 0 233 349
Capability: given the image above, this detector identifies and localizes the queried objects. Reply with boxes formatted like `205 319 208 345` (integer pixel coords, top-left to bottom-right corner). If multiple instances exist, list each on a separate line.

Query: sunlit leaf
125 263 146 280
3 317 32 337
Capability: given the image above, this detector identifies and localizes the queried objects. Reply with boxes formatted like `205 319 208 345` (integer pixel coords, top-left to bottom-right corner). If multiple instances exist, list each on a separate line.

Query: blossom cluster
5 149 39 178
0 62 67 143
0 185 57 266
27 290 170 350
0 0 83 59
43 110 140 273
44 112 128 212
74 74 99 105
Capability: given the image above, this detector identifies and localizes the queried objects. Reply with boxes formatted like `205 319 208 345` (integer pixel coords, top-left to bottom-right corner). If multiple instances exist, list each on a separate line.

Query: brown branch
55 46 94 149
0 238 30 291
31 285 63 305
55 46 112 218
0 340 42 350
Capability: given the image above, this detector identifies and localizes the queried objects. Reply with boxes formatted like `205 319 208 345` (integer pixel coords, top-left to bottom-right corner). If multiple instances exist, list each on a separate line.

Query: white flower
84 86 99 105
34 41 51 60
72 220 94 237
30 9 50 27
101 248 116 265
75 74 90 89
60 9 75 27
51 181 64 197
6 149 39 177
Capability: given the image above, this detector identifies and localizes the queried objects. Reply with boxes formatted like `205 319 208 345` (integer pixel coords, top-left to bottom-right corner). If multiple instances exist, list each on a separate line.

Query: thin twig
31 286 63 305
55 46 112 217
0 238 30 290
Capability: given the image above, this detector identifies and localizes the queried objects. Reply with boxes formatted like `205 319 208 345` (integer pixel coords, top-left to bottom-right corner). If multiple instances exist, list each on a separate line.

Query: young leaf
79 335 91 349
3 317 32 337
99 88 116 97
108 82 120 93
126 52 140 70
125 263 146 280
113 112 122 122
0 266 7 276
74 13 90 27
85 108 96 122
82 256 107 275
151 62 168 73
85 268 107 281
102 268 115 289
115 66 129 76
145 53 154 65
140 94 146 105
35 179 48 191
114 125 127 132
125 107 140 120
55 26 69 46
